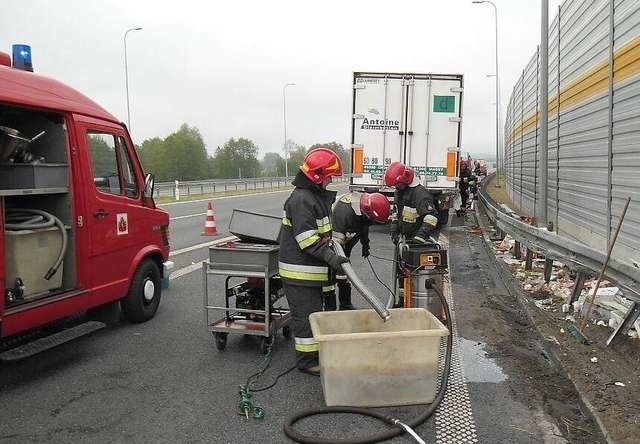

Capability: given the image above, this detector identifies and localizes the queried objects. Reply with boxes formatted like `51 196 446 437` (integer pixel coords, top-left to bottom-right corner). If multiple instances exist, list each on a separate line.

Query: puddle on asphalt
459 338 508 383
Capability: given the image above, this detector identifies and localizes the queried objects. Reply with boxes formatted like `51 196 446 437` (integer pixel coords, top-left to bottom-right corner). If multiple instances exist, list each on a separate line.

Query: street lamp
473 0 501 187
124 27 143 132
283 82 296 178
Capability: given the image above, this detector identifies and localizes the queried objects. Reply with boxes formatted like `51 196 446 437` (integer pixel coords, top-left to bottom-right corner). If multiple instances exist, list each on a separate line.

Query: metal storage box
229 209 281 244
209 242 279 272
0 163 68 190
5 227 64 297
310 308 449 407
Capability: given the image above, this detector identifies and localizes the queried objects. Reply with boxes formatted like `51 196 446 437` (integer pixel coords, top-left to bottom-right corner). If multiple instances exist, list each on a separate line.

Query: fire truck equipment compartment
5 227 64 297
0 163 68 190
228 209 281 244
309 308 449 407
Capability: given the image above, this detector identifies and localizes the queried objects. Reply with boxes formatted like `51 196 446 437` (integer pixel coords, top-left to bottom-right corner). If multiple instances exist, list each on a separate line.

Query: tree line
136 123 351 182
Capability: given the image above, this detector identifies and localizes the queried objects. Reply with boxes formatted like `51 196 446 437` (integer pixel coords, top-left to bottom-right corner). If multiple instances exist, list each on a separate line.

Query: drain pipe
332 241 391 322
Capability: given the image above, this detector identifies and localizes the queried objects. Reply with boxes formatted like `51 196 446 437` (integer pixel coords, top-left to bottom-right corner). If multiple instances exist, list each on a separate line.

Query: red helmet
300 148 343 184
384 161 415 187
360 192 391 223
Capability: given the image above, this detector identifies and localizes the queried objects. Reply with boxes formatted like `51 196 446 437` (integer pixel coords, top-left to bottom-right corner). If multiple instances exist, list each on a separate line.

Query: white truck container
349 72 463 195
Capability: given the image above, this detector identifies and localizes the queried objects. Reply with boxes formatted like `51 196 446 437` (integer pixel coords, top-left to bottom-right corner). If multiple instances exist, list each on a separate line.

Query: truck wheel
438 209 450 227
121 259 162 323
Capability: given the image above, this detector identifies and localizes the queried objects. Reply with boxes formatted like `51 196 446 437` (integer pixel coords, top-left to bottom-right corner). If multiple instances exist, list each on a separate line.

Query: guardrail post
544 258 553 282
514 240 522 259
525 248 533 271
566 271 587 305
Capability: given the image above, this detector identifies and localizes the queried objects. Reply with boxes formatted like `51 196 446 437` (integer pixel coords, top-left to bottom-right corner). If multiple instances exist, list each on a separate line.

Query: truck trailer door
351 74 405 188
406 77 462 190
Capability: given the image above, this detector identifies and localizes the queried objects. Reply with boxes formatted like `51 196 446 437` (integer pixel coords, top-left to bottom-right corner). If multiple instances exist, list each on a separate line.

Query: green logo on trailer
433 96 455 113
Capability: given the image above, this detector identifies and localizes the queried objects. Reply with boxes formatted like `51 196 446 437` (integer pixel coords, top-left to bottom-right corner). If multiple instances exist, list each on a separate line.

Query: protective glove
361 243 370 258
423 214 439 227
327 254 350 272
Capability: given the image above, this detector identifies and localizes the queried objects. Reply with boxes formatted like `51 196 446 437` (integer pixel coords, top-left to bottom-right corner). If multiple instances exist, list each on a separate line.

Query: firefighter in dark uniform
384 161 440 245
457 160 476 215
384 161 441 307
324 192 391 311
278 148 349 376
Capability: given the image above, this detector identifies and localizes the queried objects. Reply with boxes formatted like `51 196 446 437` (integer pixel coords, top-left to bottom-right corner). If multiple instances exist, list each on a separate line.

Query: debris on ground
489 235 640 341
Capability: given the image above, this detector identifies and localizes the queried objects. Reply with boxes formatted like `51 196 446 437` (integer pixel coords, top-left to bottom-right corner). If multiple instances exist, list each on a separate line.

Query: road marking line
169 236 239 280
169 235 237 257
160 188 293 207
435 233 478 444
170 212 206 221
169 262 204 281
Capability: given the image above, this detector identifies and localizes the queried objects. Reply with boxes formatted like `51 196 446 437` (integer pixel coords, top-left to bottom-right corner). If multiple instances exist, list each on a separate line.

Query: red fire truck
0 48 172 360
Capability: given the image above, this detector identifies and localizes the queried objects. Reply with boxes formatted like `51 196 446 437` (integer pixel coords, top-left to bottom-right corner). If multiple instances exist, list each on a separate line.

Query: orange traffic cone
202 201 218 236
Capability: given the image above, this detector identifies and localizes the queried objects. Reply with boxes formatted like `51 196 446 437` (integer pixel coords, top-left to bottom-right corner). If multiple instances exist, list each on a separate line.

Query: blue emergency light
12 44 33 72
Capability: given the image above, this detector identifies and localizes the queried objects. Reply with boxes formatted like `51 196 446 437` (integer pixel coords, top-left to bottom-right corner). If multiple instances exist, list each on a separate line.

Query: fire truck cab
0 49 172 359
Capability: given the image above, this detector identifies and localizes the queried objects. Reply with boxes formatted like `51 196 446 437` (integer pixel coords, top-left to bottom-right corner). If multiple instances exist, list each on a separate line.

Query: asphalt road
0 188 603 443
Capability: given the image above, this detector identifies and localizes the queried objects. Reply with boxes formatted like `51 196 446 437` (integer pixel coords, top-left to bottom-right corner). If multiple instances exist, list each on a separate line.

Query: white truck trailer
349 72 463 201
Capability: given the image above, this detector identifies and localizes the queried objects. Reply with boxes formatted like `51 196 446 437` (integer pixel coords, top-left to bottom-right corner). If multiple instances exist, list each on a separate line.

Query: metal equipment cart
203 241 291 354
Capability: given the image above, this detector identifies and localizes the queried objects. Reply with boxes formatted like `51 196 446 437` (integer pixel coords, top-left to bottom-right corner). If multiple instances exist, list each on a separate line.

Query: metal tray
229 209 281 244
209 242 279 271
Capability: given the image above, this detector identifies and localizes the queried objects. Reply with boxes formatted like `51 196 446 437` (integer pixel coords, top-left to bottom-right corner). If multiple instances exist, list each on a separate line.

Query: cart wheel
282 326 292 339
214 333 228 351
260 336 273 355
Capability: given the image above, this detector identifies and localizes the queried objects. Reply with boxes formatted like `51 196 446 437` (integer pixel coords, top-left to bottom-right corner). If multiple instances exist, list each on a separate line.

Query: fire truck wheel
122 259 162 323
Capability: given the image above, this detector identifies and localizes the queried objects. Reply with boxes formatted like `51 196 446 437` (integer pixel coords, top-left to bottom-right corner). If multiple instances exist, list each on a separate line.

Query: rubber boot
338 281 355 310
323 291 337 311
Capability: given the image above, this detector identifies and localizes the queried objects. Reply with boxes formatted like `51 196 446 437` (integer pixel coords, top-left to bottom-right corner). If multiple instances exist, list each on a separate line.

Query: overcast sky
3 0 561 158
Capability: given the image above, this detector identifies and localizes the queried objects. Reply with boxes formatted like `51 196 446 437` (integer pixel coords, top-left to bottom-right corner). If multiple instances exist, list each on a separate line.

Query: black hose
5 208 68 280
283 290 453 443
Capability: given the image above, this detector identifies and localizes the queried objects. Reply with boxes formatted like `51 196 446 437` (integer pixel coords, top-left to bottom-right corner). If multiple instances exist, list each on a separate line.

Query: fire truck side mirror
143 173 155 199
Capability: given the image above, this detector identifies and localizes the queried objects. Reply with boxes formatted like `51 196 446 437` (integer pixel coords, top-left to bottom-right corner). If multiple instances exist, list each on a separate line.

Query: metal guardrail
478 174 640 302
154 175 350 198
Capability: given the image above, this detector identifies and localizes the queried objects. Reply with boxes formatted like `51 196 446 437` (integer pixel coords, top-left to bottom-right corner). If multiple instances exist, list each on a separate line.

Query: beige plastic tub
5 227 63 298
309 308 449 407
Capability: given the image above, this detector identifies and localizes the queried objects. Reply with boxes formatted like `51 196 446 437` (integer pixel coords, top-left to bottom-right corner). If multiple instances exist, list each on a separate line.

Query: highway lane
161 184 349 255
0 220 602 443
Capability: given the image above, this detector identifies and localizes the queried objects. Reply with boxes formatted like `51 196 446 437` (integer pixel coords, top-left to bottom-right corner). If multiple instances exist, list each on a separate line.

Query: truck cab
0 51 172 356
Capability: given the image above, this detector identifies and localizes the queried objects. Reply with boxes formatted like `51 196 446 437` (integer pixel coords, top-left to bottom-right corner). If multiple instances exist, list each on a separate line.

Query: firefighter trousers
322 279 352 311
283 283 323 370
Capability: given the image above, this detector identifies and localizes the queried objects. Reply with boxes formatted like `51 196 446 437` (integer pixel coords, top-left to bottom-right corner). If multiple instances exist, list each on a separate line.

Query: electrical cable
368 253 397 263
366 257 395 300
283 287 454 444
251 364 298 392
5 208 68 280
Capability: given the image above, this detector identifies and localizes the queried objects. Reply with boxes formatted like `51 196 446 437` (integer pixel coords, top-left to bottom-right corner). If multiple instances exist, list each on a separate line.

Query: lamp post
124 27 143 132
283 83 296 178
472 0 501 187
